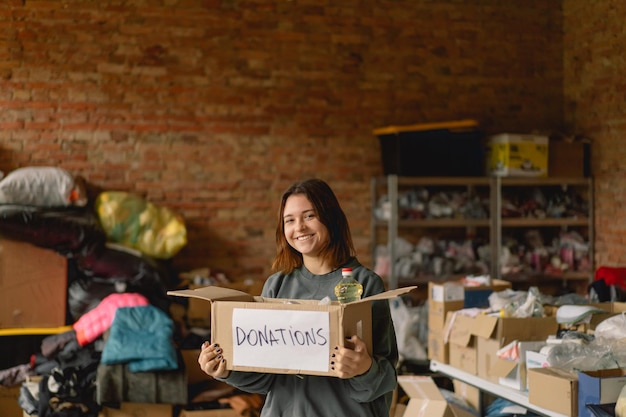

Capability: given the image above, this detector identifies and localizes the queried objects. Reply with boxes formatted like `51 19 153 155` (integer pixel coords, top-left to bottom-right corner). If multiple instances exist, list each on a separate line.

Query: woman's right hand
198 341 230 378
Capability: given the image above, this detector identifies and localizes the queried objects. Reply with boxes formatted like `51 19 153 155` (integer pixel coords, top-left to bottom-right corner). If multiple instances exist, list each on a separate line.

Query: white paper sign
231 308 331 372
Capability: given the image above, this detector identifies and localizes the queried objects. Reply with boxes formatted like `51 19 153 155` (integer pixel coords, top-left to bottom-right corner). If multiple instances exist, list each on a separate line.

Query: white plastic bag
594 312 626 340
0 166 86 207
389 298 427 362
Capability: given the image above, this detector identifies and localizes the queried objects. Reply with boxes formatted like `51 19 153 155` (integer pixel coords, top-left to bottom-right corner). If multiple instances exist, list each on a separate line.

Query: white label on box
231 308 331 372
431 283 464 302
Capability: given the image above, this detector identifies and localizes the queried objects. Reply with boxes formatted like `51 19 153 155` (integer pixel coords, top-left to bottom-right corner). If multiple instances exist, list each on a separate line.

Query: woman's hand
198 341 230 379
331 335 373 379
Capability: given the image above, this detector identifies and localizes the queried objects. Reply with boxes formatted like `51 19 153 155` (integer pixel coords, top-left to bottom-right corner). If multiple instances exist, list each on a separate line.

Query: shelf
374 176 492 187
503 270 592 282
499 177 590 186
374 218 491 228
0 325 72 336
429 360 568 417
374 218 587 228
371 175 594 292
501 217 589 227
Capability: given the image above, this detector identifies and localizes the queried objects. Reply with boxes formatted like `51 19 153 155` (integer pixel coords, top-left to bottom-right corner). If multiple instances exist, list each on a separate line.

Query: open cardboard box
396 375 476 417
168 285 416 377
471 314 558 347
488 340 546 391
528 367 578 417
578 368 626 417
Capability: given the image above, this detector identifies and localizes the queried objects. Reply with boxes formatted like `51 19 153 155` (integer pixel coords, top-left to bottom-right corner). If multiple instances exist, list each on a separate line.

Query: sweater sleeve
219 371 276 395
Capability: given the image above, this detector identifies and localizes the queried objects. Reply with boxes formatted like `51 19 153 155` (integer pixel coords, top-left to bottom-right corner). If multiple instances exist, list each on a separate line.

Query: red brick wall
0 1 563 283
563 0 626 268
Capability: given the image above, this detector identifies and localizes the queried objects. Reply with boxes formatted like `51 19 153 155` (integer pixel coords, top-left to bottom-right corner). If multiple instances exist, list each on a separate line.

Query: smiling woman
281 193 330 273
197 178 400 417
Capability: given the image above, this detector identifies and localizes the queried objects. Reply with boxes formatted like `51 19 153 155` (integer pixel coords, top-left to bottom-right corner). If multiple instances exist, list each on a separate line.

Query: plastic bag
594 312 626 340
0 166 87 207
617 384 626 417
389 297 427 362
95 191 187 259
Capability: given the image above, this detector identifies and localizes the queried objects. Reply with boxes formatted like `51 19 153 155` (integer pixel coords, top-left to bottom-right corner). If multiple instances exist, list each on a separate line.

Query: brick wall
0 0 564 283
563 0 626 268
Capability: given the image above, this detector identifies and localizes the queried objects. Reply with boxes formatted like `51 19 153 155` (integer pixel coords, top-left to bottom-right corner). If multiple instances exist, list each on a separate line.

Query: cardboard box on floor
452 379 481 413
168 285 416 377
527 367 578 417
0 238 67 328
578 368 626 417
180 349 211 384
396 375 476 417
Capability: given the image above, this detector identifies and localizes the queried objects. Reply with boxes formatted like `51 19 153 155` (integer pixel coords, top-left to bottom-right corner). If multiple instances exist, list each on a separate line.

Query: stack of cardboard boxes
426 278 626 417
0 238 69 417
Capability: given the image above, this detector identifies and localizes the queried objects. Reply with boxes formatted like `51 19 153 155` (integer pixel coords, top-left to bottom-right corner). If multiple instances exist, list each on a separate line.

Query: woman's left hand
331 335 373 379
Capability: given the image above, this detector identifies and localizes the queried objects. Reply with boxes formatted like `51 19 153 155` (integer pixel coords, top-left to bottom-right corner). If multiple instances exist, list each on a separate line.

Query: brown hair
271 178 356 273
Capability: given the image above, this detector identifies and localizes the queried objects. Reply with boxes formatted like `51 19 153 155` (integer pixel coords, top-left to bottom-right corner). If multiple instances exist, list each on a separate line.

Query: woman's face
283 194 329 258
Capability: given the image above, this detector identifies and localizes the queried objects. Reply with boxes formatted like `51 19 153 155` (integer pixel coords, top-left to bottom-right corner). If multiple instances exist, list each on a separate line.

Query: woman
198 178 398 416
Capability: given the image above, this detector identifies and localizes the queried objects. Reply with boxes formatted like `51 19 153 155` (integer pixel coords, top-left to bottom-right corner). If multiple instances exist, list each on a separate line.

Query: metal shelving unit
430 360 568 417
372 175 594 291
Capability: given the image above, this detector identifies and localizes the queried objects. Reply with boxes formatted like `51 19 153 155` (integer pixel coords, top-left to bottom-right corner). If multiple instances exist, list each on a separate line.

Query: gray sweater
220 257 399 417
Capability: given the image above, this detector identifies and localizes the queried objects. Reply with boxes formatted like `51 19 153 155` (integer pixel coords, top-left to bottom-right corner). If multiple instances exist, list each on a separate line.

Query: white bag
0 166 86 207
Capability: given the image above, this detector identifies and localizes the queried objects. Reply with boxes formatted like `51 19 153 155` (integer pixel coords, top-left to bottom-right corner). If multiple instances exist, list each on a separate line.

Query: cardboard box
168 285 415 376
0 385 22 417
528 367 578 417
525 350 549 370
488 341 546 391
427 326 449 363
101 403 173 417
0 238 68 328
486 133 549 177
465 313 556 383
449 342 477 375
589 302 626 329
180 349 210 384
471 314 558 347
186 281 265 328
476 336 501 383
578 368 626 417
179 408 239 417
429 299 464 332
396 375 477 417
555 302 626 334
549 140 591 177
428 279 512 306
428 279 512 330
447 313 477 374
452 379 481 413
